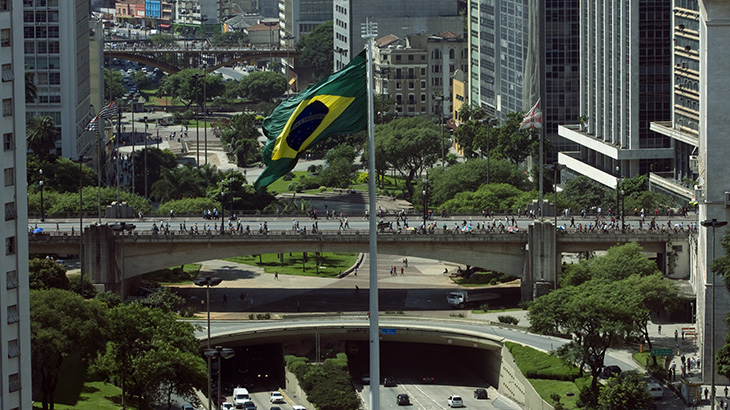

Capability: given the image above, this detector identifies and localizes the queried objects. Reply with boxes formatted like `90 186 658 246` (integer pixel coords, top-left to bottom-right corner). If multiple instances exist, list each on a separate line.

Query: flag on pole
254 51 368 191
98 101 119 119
84 115 99 132
519 99 542 130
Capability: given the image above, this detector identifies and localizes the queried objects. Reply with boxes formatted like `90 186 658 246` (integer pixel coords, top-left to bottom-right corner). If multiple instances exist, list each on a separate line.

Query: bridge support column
523 222 557 301
83 225 119 293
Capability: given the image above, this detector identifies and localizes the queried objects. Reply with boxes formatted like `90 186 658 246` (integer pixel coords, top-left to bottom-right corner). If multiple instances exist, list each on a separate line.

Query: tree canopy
29 258 69 291
159 69 225 108
26 116 59 159
596 370 652 410
297 21 334 81
238 71 287 102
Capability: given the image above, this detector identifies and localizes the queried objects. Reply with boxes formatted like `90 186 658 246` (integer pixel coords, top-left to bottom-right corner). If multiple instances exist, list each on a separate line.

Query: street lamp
615 166 624 230
77 156 86 297
39 169 45 222
203 64 208 166
478 117 498 184
192 73 201 167
551 164 564 226
422 177 428 230
700 218 727 408
194 276 223 410
143 116 148 199
203 346 235 409
433 94 445 166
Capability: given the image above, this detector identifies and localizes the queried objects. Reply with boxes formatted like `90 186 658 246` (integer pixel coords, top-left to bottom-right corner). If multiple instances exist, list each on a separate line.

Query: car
242 401 256 410
384 377 396 387
421 375 435 384
361 374 370 385
109 222 136 232
269 407 282 410
292 406 306 410
269 392 284 404
474 388 489 399
447 395 464 408
221 404 234 410
600 365 622 379
647 382 663 399
396 394 410 405
181 405 195 410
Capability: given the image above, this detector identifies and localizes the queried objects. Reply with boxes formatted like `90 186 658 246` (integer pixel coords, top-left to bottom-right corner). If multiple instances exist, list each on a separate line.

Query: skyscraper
0 0 32 408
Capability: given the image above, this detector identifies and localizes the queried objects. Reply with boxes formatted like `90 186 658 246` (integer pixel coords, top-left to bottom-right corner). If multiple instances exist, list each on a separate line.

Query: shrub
498 315 520 325
506 342 581 381
179 306 196 317
479 303 490 312
307 164 318 173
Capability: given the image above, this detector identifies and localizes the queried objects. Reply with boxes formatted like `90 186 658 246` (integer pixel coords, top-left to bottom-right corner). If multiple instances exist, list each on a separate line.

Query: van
232 387 250 408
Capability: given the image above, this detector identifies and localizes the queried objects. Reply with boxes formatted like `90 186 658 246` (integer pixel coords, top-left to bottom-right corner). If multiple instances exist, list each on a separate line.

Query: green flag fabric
254 51 368 191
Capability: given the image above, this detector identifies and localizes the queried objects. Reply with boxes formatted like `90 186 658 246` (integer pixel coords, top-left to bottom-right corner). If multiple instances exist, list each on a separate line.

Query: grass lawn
142 263 202 284
224 252 358 277
266 171 311 193
34 354 133 410
471 307 524 314
530 377 591 409
633 351 669 368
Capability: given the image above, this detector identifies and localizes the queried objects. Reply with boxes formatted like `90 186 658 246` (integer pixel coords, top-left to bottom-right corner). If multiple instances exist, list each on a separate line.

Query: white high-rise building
557 0 674 185
1 0 32 408
23 0 93 158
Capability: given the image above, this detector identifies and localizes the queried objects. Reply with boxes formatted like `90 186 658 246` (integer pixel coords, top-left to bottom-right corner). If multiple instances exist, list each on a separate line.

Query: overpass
104 44 301 73
29 222 689 300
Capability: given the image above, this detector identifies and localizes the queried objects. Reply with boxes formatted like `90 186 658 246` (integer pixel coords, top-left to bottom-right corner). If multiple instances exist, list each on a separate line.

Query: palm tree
25 71 37 103
26 116 58 158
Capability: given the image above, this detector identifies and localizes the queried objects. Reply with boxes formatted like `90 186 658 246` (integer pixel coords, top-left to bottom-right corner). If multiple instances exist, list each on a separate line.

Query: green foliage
596 370 651 410
561 242 661 286
158 197 222 215
31 289 109 410
561 175 614 212
498 315 520 325
298 356 360 410
494 111 544 165
27 186 152 217
130 148 178 197
104 68 126 101
143 287 187 312
29 257 69 290
95 291 123 308
91 303 206 409
209 31 249 46
418 159 531 209
216 113 262 167
149 33 177 47
26 115 59 158
316 145 358 188
506 342 581 381
159 69 225 108
297 21 334 81
151 163 223 202
68 273 98 299
238 71 287 102
438 183 536 214
27 154 98 194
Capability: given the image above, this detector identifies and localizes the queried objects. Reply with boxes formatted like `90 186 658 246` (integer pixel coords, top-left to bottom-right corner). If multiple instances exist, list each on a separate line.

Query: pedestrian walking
658 324 662 334
705 387 709 401
675 329 679 341
274 271 279 280
724 385 728 398
353 267 357 277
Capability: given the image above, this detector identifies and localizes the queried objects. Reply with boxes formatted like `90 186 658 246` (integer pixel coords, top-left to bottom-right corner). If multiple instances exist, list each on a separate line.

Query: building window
8 372 20 392
3 133 12 151
7 304 19 323
4 167 14 186
5 201 16 220
6 270 18 289
8 339 19 358
0 0 9 12
5 235 15 255
1 63 12 82
420 68 425 76
2 98 12 116
1 28 10 47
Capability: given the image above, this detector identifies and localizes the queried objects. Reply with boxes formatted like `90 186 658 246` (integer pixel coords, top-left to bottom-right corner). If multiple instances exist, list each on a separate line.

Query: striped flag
84 115 99 132
98 101 119 119
519 99 542 130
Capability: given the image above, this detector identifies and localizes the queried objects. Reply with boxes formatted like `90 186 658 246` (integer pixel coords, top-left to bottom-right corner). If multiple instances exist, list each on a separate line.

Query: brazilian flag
254 51 368 191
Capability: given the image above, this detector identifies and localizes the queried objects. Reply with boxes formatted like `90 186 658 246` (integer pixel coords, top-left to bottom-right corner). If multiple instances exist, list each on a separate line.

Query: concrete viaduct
28 222 689 300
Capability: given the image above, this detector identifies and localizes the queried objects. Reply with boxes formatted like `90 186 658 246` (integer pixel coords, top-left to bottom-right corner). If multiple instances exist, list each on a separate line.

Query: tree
151 165 213 202
104 68 127 101
68 273 98 299
26 116 59 159
561 175 614 213
92 303 207 409
26 71 38 103
26 154 98 194
130 148 178 197
493 111 542 165
561 242 661 287
297 21 334 81
29 258 69 290
374 94 396 124
238 71 287 102
316 145 358 188
209 31 249 46
149 33 177 47
529 281 637 401
597 370 651 410
373 116 443 199
159 69 225 108
30 289 109 410
216 113 262 167
143 287 186 312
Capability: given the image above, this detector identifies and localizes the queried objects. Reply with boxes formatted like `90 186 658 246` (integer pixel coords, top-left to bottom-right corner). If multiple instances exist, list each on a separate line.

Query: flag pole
362 17 380 410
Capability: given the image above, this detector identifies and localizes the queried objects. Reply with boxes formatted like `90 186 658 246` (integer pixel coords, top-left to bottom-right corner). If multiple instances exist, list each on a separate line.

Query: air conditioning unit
725 191 730 207
689 155 698 173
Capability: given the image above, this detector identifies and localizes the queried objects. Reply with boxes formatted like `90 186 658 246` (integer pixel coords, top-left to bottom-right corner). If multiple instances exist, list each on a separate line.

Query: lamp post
143 116 148 199
194 276 223 410
39 169 45 222
203 346 235 409
701 218 727 408
78 156 85 297
192 73 201 166
130 94 136 194
615 166 623 229
422 177 428 230
552 164 564 227
203 64 208 166
433 94 445 167
283 33 294 93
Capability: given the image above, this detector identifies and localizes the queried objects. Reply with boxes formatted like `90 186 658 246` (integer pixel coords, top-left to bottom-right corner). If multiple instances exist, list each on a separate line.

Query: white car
647 382 663 399
447 395 464 408
220 403 234 410
270 391 285 403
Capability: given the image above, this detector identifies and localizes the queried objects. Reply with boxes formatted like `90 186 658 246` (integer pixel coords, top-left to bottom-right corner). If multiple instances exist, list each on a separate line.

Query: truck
232 386 250 408
446 290 499 309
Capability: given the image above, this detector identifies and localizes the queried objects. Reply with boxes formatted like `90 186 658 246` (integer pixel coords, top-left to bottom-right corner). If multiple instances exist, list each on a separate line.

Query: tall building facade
1 1 32 408
278 0 331 42
557 0 673 186
332 0 462 71
24 0 93 158
467 0 579 156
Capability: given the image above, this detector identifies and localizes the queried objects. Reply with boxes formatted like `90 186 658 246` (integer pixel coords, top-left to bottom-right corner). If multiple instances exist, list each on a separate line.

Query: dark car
384 377 397 387
396 394 410 406
600 365 622 379
474 388 488 399
421 376 435 384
